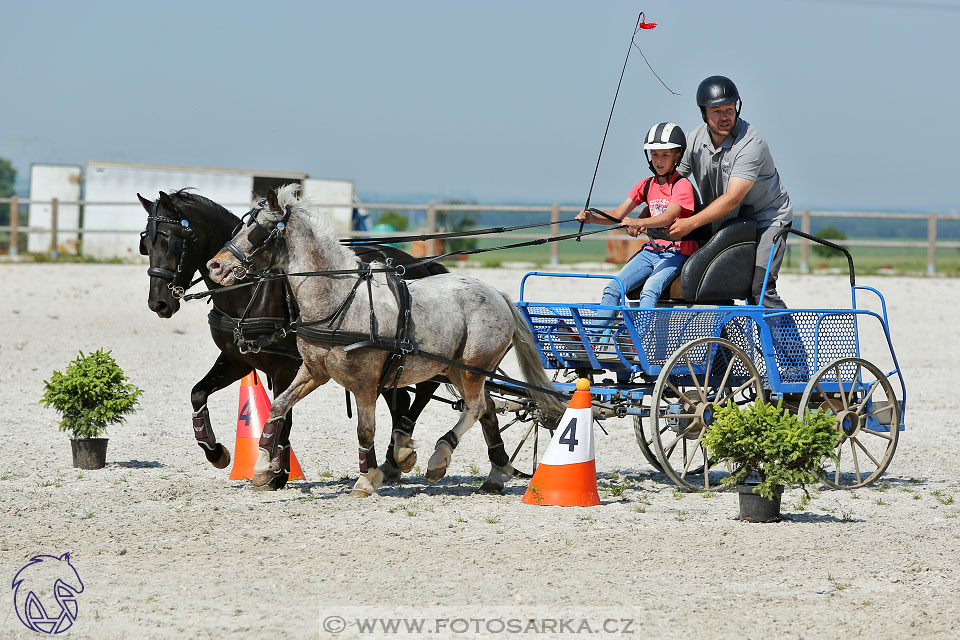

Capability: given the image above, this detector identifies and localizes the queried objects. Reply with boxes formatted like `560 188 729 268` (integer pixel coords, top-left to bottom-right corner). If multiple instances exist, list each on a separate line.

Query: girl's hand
621 217 644 238
575 210 589 223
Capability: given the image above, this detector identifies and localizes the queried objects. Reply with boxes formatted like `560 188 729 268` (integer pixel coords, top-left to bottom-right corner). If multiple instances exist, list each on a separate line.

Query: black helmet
643 122 686 177
696 75 741 122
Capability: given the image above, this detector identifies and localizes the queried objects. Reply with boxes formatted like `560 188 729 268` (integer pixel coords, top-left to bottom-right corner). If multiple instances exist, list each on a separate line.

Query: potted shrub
703 399 840 522
40 349 143 469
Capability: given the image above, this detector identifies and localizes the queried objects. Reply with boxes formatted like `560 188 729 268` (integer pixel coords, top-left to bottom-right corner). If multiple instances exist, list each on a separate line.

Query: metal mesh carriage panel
717 315 766 381
624 308 746 367
520 304 638 370
638 315 762 391
766 312 858 383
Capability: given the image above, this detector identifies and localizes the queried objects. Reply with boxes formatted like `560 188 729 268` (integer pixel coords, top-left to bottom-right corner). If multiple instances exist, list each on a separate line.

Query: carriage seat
626 207 757 305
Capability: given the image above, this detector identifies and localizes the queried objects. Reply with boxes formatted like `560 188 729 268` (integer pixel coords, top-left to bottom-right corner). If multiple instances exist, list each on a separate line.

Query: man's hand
575 210 589 223
668 216 699 240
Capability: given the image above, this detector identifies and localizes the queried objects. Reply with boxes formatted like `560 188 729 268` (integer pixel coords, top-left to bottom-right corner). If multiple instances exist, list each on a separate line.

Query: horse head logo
11 552 84 634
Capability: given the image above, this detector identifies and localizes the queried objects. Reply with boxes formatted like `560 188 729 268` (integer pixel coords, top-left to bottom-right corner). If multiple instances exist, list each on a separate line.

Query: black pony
138 190 446 488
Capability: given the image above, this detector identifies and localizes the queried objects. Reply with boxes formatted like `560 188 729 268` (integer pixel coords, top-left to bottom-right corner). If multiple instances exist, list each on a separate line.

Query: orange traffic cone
522 378 600 506
230 371 304 481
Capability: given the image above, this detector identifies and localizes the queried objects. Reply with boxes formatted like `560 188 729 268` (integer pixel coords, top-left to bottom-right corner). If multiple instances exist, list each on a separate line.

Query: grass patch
828 575 852 591
932 490 955 505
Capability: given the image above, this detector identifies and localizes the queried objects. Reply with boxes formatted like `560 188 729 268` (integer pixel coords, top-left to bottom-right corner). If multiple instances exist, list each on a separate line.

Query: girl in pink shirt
576 122 697 309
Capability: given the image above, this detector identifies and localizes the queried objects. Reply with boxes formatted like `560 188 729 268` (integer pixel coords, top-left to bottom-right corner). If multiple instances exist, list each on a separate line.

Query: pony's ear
157 191 174 208
137 193 154 213
251 190 262 202
266 188 280 213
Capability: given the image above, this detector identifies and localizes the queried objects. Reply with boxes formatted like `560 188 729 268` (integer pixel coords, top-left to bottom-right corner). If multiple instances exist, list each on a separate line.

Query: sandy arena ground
1 263 958 639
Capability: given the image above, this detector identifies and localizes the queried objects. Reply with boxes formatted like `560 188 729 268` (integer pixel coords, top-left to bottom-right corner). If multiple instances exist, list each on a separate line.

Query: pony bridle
140 200 196 299
223 200 292 280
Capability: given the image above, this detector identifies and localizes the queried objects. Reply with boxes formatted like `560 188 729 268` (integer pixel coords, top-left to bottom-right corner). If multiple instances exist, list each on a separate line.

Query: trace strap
181 224 620 302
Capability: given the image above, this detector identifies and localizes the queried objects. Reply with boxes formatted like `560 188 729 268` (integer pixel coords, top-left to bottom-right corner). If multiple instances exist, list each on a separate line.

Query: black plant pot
71 438 108 470
737 483 783 522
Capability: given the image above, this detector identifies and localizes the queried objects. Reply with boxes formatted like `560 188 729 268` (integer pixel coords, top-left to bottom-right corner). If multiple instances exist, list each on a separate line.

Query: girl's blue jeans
600 248 686 313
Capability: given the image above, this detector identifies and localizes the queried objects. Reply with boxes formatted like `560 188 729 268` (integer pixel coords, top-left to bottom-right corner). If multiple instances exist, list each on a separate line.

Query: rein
341 215 583 246
182 221 621 302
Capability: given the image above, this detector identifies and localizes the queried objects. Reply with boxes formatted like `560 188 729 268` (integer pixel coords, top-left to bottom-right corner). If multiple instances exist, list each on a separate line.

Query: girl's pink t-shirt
628 174 698 255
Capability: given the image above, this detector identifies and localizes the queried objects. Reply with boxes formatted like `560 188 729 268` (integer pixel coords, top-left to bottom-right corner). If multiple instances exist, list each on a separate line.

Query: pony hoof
266 471 289 490
251 470 274 487
396 449 417 474
350 470 382 497
479 480 505 493
425 445 451 483
379 461 402 483
204 443 231 469
425 466 447 483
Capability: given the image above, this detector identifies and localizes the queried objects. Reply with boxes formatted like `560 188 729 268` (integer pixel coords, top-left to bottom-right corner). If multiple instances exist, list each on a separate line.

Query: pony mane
275 183 356 264
168 189 240 226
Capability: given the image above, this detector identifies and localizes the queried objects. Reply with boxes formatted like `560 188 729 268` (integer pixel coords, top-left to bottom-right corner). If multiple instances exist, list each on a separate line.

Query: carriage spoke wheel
632 415 663 472
499 413 554 479
634 394 707 475
799 357 899 489
651 337 763 492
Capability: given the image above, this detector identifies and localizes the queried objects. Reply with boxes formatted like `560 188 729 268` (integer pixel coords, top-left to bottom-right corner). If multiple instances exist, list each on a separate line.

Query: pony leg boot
192 405 230 469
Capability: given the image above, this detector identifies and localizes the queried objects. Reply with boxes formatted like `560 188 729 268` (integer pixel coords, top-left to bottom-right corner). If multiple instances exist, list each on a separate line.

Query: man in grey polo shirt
669 75 793 308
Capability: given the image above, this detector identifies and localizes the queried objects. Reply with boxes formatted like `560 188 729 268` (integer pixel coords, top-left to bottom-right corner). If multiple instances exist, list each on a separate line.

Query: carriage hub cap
835 409 861 437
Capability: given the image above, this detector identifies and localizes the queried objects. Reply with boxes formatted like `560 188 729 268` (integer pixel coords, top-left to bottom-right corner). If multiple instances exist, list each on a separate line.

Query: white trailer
29 161 355 259
27 164 82 254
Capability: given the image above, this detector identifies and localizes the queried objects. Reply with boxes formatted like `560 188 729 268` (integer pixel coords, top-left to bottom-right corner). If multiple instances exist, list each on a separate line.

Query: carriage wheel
632 416 663 472
499 413 554 479
650 337 763 491
634 399 706 476
799 357 899 489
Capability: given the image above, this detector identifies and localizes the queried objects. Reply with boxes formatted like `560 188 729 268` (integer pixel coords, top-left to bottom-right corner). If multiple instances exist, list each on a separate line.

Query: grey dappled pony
207 185 564 497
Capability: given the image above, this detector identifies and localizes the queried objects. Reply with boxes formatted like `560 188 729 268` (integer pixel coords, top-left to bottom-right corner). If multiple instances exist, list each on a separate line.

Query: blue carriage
497 225 905 491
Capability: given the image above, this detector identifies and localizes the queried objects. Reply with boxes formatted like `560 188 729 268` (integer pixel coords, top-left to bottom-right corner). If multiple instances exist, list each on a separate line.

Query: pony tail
504 295 566 420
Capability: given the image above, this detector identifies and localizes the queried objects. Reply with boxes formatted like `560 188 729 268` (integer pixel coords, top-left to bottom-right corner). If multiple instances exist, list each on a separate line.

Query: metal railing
1 197 958 273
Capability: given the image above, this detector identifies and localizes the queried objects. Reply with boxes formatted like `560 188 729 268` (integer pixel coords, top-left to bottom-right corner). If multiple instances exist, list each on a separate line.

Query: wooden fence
1 196 959 274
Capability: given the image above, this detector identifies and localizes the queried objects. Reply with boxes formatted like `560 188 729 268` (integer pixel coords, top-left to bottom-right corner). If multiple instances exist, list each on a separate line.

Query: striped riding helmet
643 122 686 154
643 122 686 177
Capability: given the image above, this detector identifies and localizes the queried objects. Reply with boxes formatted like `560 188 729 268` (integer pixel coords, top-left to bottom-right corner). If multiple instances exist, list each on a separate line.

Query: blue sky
3 0 958 210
